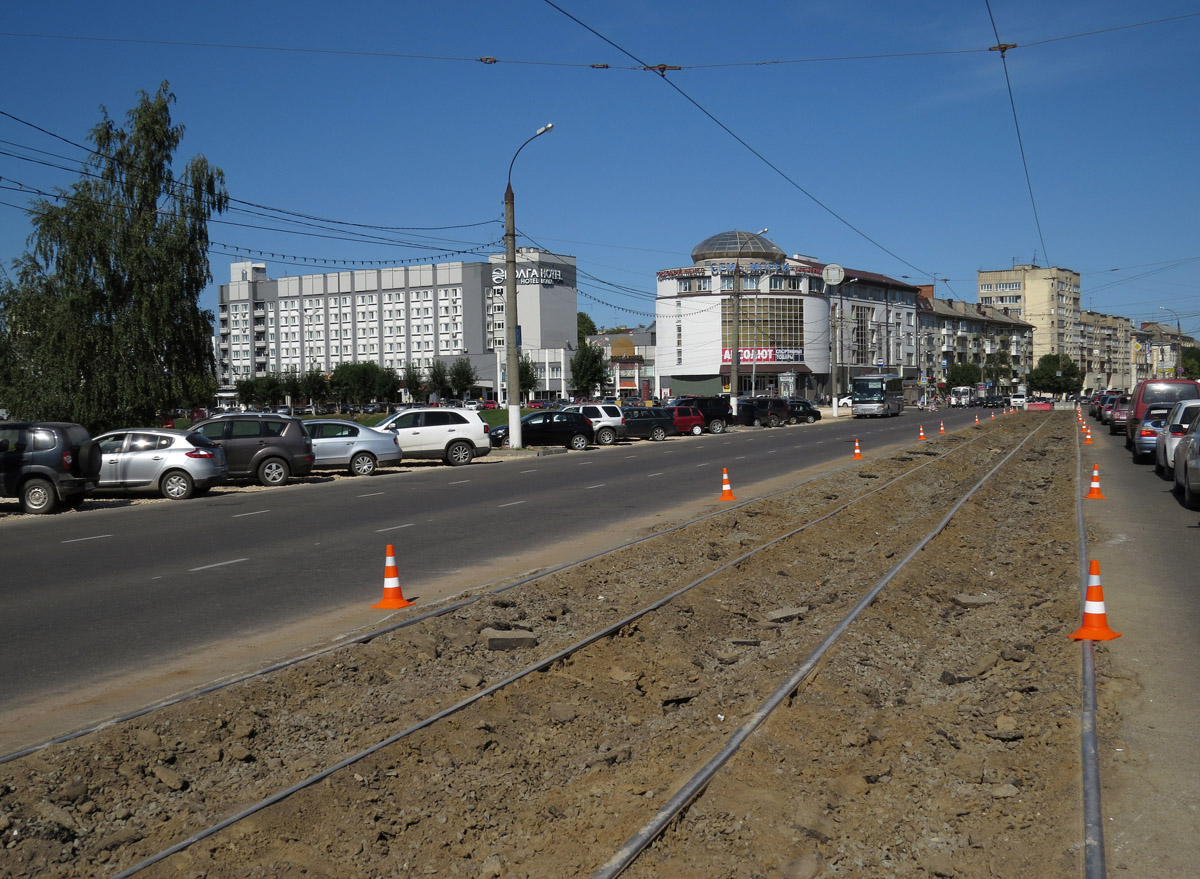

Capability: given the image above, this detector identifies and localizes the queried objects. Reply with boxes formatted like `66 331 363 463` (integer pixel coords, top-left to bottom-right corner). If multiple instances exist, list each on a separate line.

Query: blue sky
1 1 1197 335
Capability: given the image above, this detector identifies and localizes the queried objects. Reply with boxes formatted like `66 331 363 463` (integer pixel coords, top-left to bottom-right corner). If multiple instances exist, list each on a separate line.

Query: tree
254 373 284 407
570 342 610 398
300 369 328 407
427 361 450 401
328 362 394 407
371 365 401 403
945 362 982 389
401 361 426 403
1027 353 1083 397
518 354 539 402
235 378 258 409
1181 346 1200 380
0 82 227 432
577 312 598 347
449 358 479 399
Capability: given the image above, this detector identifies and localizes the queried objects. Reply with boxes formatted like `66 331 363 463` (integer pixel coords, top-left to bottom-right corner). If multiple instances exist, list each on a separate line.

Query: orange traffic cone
990 411 995 420
372 544 413 609
918 425 926 441
1069 560 1121 641
719 467 737 501
974 414 980 425
939 420 945 435
853 438 863 460
1084 427 1093 445
1084 464 1106 500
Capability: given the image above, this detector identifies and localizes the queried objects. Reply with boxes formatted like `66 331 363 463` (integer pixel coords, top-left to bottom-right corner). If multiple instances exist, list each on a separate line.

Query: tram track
0 414 1094 878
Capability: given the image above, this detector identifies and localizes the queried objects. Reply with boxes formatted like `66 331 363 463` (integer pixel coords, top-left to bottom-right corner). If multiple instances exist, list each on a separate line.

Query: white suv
561 404 627 445
376 408 491 465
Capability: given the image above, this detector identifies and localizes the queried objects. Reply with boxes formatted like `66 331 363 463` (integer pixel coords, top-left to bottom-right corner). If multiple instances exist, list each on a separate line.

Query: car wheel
651 426 667 441
767 415 781 428
160 470 195 500
19 478 57 514
258 458 290 486
752 417 763 427
709 419 725 434
1154 457 1165 478
350 452 377 476
787 416 798 425
568 434 589 451
80 440 103 479
446 440 474 466
805 415 816 424
1184 467 1200 510
596 427 617 445
691 424 703 436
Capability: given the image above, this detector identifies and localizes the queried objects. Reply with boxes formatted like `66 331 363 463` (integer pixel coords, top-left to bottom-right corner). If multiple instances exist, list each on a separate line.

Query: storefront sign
721 347 804 363
491 265 569 287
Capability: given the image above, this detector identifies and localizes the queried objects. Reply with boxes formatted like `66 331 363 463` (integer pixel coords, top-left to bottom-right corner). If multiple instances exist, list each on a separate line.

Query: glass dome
691 230 786 264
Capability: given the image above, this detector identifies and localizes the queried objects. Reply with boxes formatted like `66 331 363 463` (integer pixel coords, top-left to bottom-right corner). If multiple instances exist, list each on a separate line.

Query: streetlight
503 122 554 448
729 228 768 424
1159 306 1183 377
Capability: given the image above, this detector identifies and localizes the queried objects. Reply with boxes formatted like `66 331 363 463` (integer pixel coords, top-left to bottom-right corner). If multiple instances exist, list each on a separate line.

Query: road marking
624 455 637 459
447 480 470 485
61 534 112 544
190 558 248 572
735 455 747 460
520 469 538 474
357 491 385 497
576 461 594 465
232 510 270 518
376 523 414 532
586 484 606 489
647 472 663 477
696 462 711 467
498 500 525 508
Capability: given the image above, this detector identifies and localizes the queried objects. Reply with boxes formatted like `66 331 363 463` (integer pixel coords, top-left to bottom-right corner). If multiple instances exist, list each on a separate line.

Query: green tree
329 362 394 408
569 342 610 398
449 358 479 399
1027 353 1083 397
517 354 540 402
427 360 450 401
300 369 328 407
401 361 426 403
0 82 227 431
254 373 284 407
371 365 400 403
577 312 598 347
280 371 302 408
981 351 1012 390
945 362 982 389
1181 346 1200 380
234 378 258 408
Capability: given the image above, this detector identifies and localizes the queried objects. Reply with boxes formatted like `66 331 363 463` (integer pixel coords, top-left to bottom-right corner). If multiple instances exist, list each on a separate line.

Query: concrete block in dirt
952 593 999 608
765 606 810 623
481 627 538 650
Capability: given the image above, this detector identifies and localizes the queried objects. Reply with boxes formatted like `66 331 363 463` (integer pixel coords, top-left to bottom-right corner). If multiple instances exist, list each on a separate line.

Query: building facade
654 231 918 401
977 265 1082 365
1140 321 1197 381
915 290 1035 395
216 249 578 400
1079 310 1134 393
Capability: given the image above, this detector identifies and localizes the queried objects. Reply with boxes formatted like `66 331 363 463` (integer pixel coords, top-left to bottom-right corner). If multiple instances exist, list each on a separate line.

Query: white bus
852 373 905 417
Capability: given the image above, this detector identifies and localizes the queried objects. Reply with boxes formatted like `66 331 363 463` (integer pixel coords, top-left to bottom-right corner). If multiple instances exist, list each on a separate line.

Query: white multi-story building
654 231 918 400
216 249 578 398
977 265 1082 364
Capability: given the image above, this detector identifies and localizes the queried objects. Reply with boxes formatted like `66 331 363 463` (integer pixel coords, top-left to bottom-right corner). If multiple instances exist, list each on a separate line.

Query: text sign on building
721 347 803 363
491 265 571 287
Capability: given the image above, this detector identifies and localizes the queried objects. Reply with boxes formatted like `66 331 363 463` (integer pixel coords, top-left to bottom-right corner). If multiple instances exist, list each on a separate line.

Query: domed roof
691 230 786 264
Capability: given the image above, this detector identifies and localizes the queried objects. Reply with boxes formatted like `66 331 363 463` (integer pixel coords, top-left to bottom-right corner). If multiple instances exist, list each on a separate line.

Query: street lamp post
504 122 554 448
729 228 768 424
1159 306 1183 377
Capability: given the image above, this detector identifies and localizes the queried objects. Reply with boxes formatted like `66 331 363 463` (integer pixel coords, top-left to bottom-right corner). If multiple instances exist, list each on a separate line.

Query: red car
665 405 705 436
481 400 498 410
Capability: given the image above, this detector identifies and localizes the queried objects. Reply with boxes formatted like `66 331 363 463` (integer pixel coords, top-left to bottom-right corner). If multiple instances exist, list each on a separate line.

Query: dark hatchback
490 411 595 450
621 407 676 441
786 399 822 424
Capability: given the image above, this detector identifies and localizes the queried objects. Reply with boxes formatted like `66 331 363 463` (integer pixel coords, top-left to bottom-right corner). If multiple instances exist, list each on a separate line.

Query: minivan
1125 379 1200 450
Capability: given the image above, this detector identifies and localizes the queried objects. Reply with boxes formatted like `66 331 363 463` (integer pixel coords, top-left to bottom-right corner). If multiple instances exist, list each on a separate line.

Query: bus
949 386 975 408
851 373 905 417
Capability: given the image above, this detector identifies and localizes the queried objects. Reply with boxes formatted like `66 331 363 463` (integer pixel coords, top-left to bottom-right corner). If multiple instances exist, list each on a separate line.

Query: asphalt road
0 407 982 720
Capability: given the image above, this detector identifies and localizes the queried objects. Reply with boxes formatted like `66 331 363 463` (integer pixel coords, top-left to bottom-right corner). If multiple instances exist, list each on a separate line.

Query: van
1125 379 1200 449
1009 393 1027 409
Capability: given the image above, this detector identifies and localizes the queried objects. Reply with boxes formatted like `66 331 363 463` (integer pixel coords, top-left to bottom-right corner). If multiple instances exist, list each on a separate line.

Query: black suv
190 414 315 486
739 398 790 427
669 396 732 434
0 422 102 513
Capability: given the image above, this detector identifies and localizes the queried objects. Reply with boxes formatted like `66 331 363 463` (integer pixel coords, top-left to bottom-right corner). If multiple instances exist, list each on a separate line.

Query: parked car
1155 400 1200 479
1098 395 1118 425
665 405 705 436
375 407 492 465
190 413 315 486
1172 413 1200 509
1126 378 1200 450
1009 393 1027 409
667 396 732 434
561 403 627 445
786 399 822 424
1129 404 1175 463
305 420 402 475
621 406 676 441
489 411 594 450
739 398 789 427
93 428 227 500
1108 395 1132 434
0 421 102 513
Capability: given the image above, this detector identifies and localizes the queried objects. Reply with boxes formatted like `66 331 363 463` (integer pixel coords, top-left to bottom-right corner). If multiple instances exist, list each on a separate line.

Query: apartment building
977 265 1081 364
1079 310 1134 393
915 289 1035 394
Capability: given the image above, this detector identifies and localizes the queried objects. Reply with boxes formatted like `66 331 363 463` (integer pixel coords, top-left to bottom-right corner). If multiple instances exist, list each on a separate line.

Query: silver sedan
94 428 228 500
305 420 403 475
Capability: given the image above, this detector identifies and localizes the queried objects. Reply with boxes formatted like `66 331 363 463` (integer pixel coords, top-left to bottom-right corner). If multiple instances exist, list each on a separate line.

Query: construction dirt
0 413 1129 878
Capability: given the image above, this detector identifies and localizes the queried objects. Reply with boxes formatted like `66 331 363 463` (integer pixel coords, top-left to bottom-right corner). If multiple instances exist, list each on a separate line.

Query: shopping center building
654 231 920 401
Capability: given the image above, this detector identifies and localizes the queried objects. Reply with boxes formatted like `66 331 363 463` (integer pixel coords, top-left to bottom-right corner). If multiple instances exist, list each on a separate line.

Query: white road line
232 510 270 518
647 472 663 477
586 484 606 489
447 480 470 485
498 501 525 508
357 491 385 497
189 558 248 572
376 523 414 533
696 462 711 467
576 461 594 465
520 469 538 474
61 534 112 544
